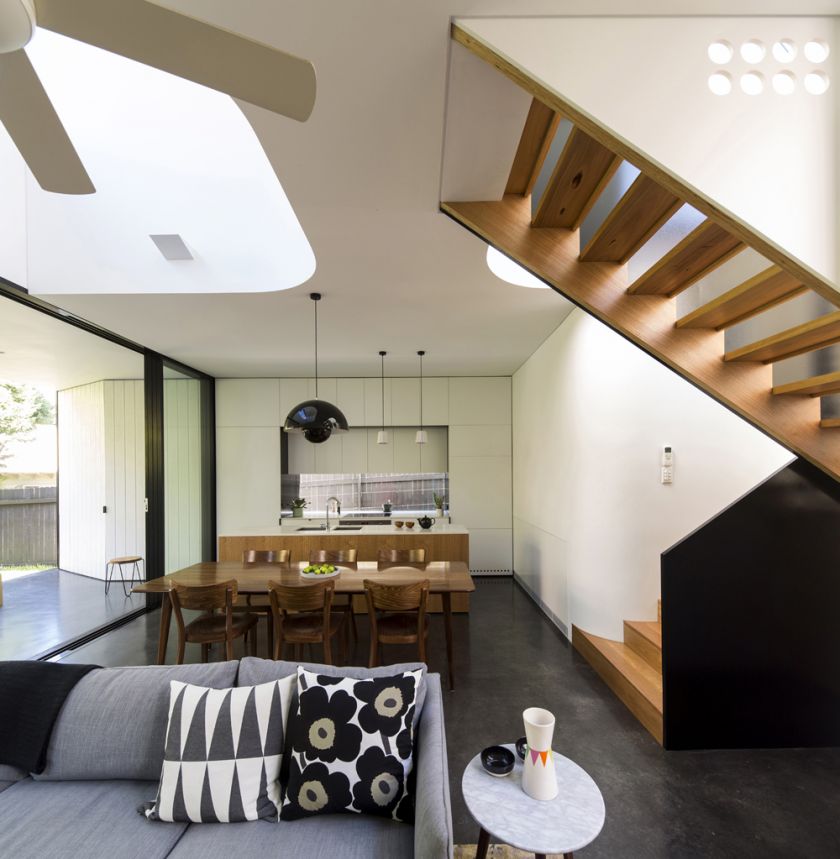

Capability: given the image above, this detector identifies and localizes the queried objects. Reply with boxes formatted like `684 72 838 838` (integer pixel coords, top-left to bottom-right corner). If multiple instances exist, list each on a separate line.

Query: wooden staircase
442 23 840 482
572 602 663 743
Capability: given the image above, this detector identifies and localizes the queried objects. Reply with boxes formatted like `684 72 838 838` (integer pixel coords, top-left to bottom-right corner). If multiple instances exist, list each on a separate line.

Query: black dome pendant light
284 292 349 444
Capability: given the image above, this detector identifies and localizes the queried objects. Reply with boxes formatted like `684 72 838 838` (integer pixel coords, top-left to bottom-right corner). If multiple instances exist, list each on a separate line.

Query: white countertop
220 523 469 537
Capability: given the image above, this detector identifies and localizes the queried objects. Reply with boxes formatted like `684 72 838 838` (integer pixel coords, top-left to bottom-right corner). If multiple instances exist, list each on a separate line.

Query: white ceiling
5 0 833 379
0 298 144 390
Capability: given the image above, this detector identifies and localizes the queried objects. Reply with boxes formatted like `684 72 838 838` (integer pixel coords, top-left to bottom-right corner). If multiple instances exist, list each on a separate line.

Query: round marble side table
461 744 605 859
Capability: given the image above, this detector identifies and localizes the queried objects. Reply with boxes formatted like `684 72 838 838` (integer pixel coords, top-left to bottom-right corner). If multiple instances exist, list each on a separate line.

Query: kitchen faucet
326 496 341 531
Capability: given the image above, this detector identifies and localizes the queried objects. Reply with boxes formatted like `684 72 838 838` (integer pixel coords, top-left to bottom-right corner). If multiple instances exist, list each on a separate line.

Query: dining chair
309 549 358 642
236 549 291 657
364 578 430 668
268 579 346 665
169 579 258 664
377 547 426 568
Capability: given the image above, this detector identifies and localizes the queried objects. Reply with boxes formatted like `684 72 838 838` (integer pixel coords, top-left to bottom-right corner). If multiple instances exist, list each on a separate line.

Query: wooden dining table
133 560 475 690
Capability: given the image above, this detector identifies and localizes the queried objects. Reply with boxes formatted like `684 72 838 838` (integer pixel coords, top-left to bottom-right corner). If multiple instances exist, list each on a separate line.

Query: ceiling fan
0 0 316 195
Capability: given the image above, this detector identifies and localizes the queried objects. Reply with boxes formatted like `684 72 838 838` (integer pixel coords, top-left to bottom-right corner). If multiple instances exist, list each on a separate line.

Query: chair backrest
310 548 357 564
171 579 238 612
377 547 426 567
364 578 429 613
268 578 334 613
243 549 290 565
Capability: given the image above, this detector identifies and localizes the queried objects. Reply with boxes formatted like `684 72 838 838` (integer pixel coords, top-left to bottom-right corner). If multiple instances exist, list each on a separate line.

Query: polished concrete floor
0 568 145 660
59 578 840 857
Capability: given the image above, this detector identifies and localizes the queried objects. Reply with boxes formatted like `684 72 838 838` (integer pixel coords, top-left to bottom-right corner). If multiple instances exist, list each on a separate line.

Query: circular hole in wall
804 39 830 63
707 40 734 64
772 39 797 62
708 71 733 95
771 70 797 95
804 70 831 95
740 39 766 64
740 71 765 95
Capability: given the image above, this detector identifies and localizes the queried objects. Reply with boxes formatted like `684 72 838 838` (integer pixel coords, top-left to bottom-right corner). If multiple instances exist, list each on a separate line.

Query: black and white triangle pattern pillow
144 676 295 823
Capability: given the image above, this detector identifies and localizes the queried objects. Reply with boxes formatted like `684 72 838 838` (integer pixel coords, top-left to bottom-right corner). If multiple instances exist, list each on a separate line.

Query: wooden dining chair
169 580 258 664
268 579 346 665
310 549 358 642
236 549 291 657
377 547 426 568
364 578 430 668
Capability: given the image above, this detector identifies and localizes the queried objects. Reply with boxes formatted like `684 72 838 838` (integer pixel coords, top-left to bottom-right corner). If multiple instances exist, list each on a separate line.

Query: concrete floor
58 578 840 858
0 568 145 660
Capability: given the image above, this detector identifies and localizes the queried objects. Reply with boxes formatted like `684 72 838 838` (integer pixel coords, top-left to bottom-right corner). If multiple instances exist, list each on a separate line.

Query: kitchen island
218 522 469 612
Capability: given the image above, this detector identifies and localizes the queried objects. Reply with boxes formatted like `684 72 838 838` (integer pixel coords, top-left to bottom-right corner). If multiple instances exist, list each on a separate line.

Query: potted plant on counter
433 492 445 518
291 497 308 518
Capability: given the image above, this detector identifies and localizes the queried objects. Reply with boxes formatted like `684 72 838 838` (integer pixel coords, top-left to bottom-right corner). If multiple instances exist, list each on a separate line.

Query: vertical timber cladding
661 458 840 749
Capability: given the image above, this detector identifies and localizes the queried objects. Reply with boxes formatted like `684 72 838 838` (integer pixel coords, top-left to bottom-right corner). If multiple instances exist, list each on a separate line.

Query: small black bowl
515 736 528 760
480 745 515 777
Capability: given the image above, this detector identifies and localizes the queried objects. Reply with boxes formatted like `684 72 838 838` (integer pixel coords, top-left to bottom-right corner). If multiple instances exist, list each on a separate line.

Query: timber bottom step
572 619 663 744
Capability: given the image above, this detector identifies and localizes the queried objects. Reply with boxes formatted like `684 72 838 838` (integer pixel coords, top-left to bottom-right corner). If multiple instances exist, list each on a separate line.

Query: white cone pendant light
377 350 389 445
284 293 349 444
415 350 427 445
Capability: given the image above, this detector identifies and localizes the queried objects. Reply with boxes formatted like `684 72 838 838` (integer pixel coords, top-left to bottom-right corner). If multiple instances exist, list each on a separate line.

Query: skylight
486 246 548 289
12 29 315 294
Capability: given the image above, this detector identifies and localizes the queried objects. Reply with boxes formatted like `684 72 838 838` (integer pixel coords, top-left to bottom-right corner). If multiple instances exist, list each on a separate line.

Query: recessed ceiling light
708 71 733 95
486 246 548 289
150 234 193 261
740 71 765 95
740 39 766 64
707 40 733 64
804 39 830 63
804 70 830 95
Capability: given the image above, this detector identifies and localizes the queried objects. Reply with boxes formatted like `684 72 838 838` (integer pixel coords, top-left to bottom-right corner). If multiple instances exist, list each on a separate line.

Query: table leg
475 827 490 859
156 598 172 665
442 592 454 691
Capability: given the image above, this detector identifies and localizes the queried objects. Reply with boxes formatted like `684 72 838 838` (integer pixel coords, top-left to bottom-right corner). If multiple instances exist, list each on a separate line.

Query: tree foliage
0 384 55 467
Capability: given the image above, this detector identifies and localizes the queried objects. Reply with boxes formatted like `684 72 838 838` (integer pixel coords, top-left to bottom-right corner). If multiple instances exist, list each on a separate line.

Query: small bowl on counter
405 520 415 529
480 745 515 778
394 520 404 529
515 737 528 760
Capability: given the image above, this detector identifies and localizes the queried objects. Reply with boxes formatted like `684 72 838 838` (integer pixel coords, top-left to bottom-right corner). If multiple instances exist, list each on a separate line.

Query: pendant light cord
380 351 386 431
313 296 319 398
418 350 425 431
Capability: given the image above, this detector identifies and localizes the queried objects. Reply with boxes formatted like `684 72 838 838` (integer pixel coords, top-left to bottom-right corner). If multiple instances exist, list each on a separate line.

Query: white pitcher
521 707 558 801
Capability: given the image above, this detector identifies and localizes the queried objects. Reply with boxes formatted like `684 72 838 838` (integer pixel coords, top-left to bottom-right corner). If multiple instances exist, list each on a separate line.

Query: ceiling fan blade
34 0 317 122
0 49 95 194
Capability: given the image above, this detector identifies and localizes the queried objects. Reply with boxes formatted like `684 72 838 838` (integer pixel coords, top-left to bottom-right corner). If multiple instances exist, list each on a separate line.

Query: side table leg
475 827 490 859
156 598 172 665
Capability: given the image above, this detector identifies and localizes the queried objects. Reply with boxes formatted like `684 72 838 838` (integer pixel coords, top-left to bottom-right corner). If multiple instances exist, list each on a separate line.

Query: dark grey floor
0 568 145 660
59 578 840 857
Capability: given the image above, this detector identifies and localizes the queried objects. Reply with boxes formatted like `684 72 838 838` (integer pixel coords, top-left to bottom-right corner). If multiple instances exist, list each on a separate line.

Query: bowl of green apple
301 563 340 579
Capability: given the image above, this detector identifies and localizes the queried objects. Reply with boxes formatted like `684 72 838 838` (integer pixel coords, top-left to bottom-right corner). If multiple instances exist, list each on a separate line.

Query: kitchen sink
333 526 362 531
296 526 327 531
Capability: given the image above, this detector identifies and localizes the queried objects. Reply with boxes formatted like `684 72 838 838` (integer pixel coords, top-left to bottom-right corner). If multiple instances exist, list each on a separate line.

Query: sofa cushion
238 658 428 718
168 814 413 858
0 779 188 859
0 764 26 793
144 676 295 823
35 662 240 781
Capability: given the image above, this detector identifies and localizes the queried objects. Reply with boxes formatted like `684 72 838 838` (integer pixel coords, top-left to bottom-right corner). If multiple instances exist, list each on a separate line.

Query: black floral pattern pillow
280 667 422 823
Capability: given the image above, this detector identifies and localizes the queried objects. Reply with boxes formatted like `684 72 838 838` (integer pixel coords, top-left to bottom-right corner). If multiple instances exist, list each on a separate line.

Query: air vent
149 234 193 260
470 568 512 576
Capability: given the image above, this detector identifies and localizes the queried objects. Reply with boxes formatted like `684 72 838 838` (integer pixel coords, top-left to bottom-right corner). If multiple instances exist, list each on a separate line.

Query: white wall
59 380 145 578
512 310 793 640
464 16 838 282
216 377 512 572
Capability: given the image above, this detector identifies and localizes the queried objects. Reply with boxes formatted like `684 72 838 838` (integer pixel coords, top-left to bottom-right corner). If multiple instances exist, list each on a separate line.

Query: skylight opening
707 40 734 64
486 246 548 289
804 39 830 63
13 29 315 295
740 40 766 64
708 71 733 96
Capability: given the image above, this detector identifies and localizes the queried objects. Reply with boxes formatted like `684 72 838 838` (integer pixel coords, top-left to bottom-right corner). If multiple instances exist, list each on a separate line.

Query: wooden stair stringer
573 625 663 744
441 195 839 480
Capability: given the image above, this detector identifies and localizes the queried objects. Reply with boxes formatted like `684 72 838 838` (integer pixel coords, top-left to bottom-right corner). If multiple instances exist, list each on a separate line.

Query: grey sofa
0 658 453 859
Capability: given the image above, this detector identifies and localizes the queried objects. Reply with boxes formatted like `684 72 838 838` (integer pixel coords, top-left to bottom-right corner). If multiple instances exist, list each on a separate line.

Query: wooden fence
0 486 57 565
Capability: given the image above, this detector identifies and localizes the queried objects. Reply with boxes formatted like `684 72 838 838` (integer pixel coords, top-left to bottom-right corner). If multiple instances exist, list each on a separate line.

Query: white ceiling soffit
19 28 315 295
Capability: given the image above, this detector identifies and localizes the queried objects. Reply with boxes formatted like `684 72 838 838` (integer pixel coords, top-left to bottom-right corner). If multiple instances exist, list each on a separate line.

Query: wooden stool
105 556 145 596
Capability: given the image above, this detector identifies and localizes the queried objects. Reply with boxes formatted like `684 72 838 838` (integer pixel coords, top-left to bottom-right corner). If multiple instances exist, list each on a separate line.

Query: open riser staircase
441 24 840 745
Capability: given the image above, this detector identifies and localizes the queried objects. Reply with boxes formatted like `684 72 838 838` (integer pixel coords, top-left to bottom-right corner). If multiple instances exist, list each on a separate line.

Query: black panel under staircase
661 458 840 750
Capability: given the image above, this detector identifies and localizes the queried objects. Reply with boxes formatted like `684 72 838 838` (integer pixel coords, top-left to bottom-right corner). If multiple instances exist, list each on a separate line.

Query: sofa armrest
413 673 453 859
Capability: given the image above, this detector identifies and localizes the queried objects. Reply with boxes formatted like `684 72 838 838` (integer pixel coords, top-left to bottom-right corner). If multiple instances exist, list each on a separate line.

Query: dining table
133 560 475 690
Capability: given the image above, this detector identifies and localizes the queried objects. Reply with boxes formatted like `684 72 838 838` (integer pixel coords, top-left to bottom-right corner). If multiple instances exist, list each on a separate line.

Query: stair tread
575 628 663 712
676 265 806 330
624 619 662 649
773 370 840 397
726 311 840 364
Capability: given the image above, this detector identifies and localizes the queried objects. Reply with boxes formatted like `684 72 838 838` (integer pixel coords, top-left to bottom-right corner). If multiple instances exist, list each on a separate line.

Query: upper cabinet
337 378 366 426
